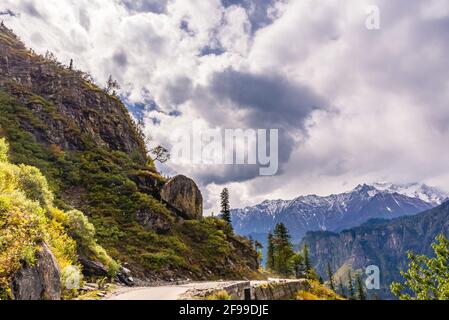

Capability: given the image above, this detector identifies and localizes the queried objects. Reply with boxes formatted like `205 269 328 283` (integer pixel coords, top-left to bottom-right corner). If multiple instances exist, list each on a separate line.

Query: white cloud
2 0 449 214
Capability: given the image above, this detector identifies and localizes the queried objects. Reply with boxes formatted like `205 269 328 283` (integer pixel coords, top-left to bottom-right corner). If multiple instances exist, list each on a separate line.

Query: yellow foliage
0 138 116 299
296 280 345 301
206 290 232 300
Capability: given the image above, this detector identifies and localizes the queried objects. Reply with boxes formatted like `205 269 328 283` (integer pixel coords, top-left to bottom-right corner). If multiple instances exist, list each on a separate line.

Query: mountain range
303 200 449 299
231 183 448 242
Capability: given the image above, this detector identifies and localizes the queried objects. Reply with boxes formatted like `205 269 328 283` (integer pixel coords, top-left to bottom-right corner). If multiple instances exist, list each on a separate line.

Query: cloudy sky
2 0 449 213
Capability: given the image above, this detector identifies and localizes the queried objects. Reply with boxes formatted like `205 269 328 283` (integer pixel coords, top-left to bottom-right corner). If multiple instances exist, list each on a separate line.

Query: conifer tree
348 270 355 300
302 243 316 280
273 223 294 277
327 262 336 292
338 278 346 298
254 240 263 268
356 274 366 300
290 253 304 279
220 188 231 226
266 233 275 271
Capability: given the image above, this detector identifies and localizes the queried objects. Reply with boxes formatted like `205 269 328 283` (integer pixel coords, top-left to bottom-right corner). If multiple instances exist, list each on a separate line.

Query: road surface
107 281 245 300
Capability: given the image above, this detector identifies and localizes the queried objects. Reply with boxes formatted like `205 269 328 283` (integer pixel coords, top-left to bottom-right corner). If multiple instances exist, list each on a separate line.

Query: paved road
107 281 245 300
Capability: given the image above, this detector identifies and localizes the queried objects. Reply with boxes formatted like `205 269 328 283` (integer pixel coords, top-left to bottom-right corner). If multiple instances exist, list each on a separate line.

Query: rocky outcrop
12 243 61 300
0 24 146 158
161 175 203 220
135 208 173 233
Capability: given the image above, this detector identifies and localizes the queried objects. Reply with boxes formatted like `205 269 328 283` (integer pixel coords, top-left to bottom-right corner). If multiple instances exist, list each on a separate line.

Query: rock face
304 201 449 299
161 175 203 220
12 243 61 300
0 25 146 158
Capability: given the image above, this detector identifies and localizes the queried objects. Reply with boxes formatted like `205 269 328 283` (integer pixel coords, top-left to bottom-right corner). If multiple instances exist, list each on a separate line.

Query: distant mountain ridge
231 183 448 241
303 200 449 299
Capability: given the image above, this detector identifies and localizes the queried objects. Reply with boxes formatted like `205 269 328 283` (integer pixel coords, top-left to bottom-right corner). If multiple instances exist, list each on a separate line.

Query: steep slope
231 184 437 242
303 201 449 299
0 24 259 284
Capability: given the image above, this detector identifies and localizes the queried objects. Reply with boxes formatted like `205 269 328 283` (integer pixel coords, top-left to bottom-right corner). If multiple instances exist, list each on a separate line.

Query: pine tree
348 270 355 300
254 241 263 268
338 278 346 298
290 253 304 279
273 223 294 277
266 233 275 271
220 188 231 226
302 243 315 279
356 274 366 300
327 262 335 292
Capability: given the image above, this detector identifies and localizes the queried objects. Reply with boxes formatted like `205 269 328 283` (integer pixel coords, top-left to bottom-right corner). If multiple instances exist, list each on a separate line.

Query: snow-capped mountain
231 183 448 242
372 182 448 206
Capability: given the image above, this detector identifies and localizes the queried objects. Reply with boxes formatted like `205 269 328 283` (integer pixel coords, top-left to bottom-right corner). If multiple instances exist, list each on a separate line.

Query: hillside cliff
303 201 449 299
0 24 259 292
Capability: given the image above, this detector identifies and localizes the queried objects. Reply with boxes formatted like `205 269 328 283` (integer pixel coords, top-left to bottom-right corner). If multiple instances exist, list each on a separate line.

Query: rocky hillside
303 201 449 299
0 24 259 296
231 183 442 242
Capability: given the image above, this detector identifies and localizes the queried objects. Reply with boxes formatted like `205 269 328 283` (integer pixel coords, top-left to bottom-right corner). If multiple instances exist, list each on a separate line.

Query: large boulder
161 175 203 220
12 242 61 300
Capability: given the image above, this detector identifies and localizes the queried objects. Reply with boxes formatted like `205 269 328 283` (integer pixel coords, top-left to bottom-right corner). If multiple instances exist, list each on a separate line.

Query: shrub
296 280 344 300
207 290 231 300
0 138 116 298
65 210 119 276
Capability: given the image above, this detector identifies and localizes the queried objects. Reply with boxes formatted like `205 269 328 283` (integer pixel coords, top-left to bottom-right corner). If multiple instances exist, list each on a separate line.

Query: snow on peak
372 182 449 206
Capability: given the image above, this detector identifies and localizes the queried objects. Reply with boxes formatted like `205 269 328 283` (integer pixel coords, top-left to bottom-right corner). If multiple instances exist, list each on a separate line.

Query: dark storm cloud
209 68 327 130
0 9 18 17
221 0 280 32
165 77 194 106
79 8 91 31
189 68 328 184
113 50 128 69
22 1 42 18
121 0 168 14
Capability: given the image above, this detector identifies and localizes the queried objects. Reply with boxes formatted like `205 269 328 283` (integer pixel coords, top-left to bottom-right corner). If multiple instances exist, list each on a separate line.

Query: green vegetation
220 188 232 227
206 290 232 300
266 223 319 280
356 273 366 300
0 25 260 287
0 138 100 299
327 262 336 292
347 270 355 300
296 280 345 300
391 234 449 300
0 87 257 283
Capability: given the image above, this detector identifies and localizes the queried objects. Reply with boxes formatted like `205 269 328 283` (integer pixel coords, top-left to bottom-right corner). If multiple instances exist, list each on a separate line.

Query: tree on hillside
150 145 171 164
303 244 311 273
273 223 295 277
338 278 347 298
391 234 449 300
106 75 120 96
266 233 275 271
347 270 355 300
220 188 232 226
327 262 336 292
356 274 366 300
254 240 263 268
290 253 305 279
